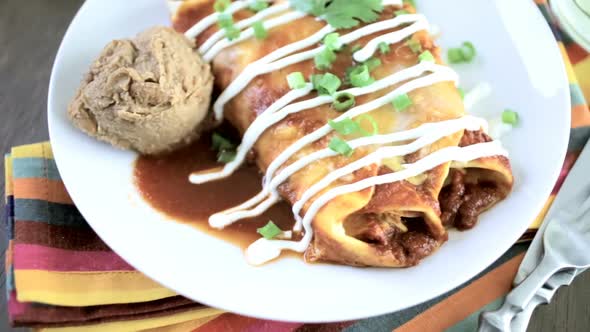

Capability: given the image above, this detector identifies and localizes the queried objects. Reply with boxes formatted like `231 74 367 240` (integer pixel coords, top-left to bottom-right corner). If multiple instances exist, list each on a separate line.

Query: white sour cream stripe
183 1 508 265
212 14 428 121
245 141 508 265
263 67 459 186
204 11 307 61
199 2 292 54
184 0 269 39
208 115 487 229
191 61 451 185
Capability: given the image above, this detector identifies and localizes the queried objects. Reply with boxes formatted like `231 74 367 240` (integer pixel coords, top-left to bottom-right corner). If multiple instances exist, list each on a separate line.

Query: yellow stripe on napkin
11 142 54 159
574 57 590 102
15 270 177 306
37 308 223 332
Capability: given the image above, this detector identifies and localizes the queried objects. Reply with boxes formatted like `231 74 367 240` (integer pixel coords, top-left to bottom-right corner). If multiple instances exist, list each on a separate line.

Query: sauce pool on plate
134 136 296 249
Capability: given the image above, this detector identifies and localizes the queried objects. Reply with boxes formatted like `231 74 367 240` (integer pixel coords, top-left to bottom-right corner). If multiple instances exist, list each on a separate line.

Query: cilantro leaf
289 0 384 29
324 0 384 29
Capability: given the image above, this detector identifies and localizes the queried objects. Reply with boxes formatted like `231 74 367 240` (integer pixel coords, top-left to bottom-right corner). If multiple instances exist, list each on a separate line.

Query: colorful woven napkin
4 0 590 331
3 143 223 331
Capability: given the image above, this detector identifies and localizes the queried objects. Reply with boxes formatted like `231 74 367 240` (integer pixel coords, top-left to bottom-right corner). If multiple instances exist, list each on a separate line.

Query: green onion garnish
392 93 413 112
378 42 391 54
461 42 476 60
502 109 519 126
329 118 361 135
395 9 409 15
448 41 477 64
457 87 465 100
312 73 342 96
333 92 356 112
225 26 241 41
365 58 382 71
286 72 306 90
447 48 463 63
217 13 234 29
217 150 236 163
349 64 375 87
356 114 379 136
212 132 235 151
249 0 269 12
253 21 268 39
351 44 363 53
257 221 282 240
405 39 422 54
329 137 354 157
214 0 230 12
418 50 435 63
314 48 337 70
324 32 343 51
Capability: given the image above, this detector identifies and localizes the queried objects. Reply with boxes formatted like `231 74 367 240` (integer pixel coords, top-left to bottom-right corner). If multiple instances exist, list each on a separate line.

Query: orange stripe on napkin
572 104 590 129
395 253 525 332
13 178 73 204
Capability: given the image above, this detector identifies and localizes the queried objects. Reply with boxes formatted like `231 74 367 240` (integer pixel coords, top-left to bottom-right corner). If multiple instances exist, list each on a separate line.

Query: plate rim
47 0 572 322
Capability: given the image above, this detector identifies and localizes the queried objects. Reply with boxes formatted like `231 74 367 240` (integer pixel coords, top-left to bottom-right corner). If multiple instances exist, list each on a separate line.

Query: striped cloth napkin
3 1 590 330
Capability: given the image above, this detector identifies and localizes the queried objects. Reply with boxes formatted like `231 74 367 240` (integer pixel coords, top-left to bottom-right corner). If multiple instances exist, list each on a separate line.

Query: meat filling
439 169 505 230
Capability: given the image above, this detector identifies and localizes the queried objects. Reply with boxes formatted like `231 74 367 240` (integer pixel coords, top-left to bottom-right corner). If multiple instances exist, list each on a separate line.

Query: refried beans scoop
68 26 213 155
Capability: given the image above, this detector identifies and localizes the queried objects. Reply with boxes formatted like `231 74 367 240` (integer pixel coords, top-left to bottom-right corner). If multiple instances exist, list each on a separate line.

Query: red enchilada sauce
134 136 296 249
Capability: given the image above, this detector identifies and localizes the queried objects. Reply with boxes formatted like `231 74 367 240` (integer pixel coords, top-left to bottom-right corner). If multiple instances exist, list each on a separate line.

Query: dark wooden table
0 1 589 331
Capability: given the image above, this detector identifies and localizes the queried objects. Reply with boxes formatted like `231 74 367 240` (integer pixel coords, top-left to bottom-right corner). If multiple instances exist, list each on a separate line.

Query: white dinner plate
48 0 570 322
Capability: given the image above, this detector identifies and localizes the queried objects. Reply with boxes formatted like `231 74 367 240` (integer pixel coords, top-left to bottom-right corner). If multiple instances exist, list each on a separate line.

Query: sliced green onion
349 64 374 87
356 114 379 136
286 72 306 90
351 44 363 53
217 13 234 28
395 9 409 15
461 42 476 61
312 73 341 96
211 132 234 151
314 48 337 70
333 92 356 112
418 50 435 63
448 41 477 63
405 38 422 54
378 42 391 54
457 87 465 100
365 57 382 71
249 0 269 12
257 221 282 240
329 118 360 135
217 150 236 163
329 137 354 157
253 21 268 39
225 26 241 41
324 32 343 51
502 109 519 126
392 93 413 112
214 0 231 12
447 48 464 63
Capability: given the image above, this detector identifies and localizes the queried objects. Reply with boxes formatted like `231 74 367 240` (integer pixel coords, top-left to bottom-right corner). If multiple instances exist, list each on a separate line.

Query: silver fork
510 269 580 331
480 194 590 331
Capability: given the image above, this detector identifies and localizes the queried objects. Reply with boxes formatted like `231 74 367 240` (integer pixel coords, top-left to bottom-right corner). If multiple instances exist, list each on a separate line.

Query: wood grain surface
0 1 588 331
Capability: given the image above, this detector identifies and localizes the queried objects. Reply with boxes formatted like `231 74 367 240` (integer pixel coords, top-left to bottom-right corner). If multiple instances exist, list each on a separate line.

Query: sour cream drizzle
185 0 507 265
